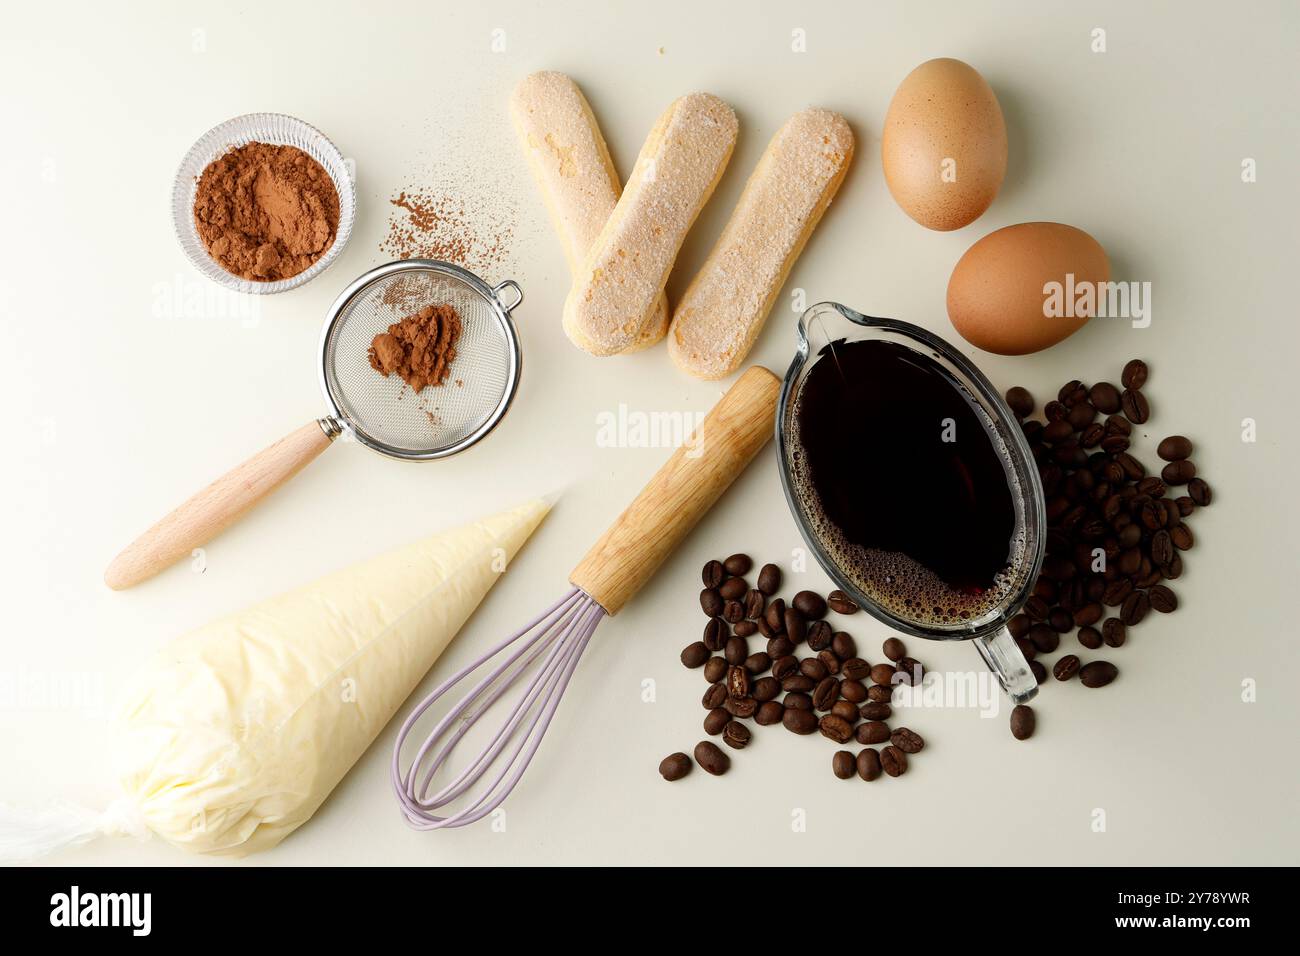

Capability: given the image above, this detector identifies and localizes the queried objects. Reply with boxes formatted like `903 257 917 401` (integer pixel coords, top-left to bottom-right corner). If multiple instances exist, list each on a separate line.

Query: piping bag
0 498 550 859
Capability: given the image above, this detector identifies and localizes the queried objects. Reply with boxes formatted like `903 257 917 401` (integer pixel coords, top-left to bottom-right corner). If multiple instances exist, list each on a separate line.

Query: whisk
392 367 780 829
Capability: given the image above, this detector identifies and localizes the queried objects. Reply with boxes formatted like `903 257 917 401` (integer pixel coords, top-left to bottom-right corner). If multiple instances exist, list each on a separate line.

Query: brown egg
947 222 1110 355
882 58 1007 231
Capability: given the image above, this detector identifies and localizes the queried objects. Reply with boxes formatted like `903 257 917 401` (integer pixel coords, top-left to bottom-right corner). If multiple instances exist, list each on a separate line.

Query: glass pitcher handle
974 627 1039 704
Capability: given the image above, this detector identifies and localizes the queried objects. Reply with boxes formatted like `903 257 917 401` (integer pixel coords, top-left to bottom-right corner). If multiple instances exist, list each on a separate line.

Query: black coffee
790 339 1024 626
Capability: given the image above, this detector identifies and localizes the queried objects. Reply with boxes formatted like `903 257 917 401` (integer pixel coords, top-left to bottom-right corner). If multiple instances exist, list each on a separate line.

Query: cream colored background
2 0 1296 866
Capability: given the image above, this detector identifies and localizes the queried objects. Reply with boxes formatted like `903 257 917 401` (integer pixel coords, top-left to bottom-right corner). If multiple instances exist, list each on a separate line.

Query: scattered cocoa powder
379 187 513 277
368 304 463 393
193 142 339 282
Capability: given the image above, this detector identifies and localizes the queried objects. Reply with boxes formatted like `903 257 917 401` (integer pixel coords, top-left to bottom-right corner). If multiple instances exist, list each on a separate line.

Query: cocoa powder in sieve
193 142 339 281
368 304 463 393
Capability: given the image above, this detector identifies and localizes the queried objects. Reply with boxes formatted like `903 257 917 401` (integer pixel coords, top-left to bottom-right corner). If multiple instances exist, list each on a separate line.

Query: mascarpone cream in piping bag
0 498 550 860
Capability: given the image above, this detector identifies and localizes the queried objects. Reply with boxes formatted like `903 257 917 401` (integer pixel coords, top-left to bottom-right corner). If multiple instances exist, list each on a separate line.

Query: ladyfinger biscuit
668 108 854 380
562 92 739 356
509 71 667 352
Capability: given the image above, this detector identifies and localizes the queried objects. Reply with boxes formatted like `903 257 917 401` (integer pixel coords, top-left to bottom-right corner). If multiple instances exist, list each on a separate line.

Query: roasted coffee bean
1120 590 1150 626
723 696 757 718
724 635 748 666
784 607 807 644
1120 388 1150 424
704 657 728 683
680 641 709 668
827 590 860 615
1151 529 1173 567
1009 705 1035 741
792 590 827 619
1079 660 1118 688
1103 578 1134 607
782 707 818 735
1029 624 1060 654
1089 382 1122 414
1171 523 1194 551
722 720 751 750
866 684 893 703
818 650 841 675
1115 451 1145 480
1137 476 1166 498
781 674 815 693
841 658 871 681
1100 434 1130 454
1067 401 1096 430
694 740 730 775
1148 584 1177 613
722 600 745 624
855 748 882 781
764 598 786 633
1080 422 1105 448
757 563 782 595
870 663 896 685
660 752 692 781
840 678 868 703
1024 595 1049 620
1121 359 1148 390
703 707 730 735
767 636 794 658
1161 459 1195 485
1077 625 1102 649
757 616 777 640
881 745 908 777
831 750 857 779
771 655 798 681
882 637 906 662
1175 496 1195 517
755 700 785 725
1043 419 1074 444
733 620 757 638
1188 477 1212 506
805 620 832 651
718 577 747 601
723 553 752 576
1029 659 1048 684
1073 603 1102 627
744 652 771 675
743 589 766 620
829 698 857 721
1007 614 1031 639
857 720 890 745
890 727 924 754
819 713 854 744
893 658 923 686
1044 399 1068 422
1102 618 1126 647
859 700 891 721
751 676 780 703
1105 413 1133 437
702 560 725 589
830 631 856 660
1005 386 1034 418
800 657 829 681
1059 379 1087 405
702 683 728 709
1156 435 1192 461
1053 654 1080 682
700 588 723 617
812 677 839 711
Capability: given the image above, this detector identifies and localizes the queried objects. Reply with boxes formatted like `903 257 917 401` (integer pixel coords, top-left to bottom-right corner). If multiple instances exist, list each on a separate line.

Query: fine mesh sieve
104 259 524 590
320 259 522 458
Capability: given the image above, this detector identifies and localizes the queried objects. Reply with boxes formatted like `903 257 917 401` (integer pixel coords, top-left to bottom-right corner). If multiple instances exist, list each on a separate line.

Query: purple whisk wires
391 586 605 829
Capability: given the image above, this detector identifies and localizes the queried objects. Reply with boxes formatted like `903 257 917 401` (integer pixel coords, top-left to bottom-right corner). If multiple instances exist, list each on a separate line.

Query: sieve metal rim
317 259 523 461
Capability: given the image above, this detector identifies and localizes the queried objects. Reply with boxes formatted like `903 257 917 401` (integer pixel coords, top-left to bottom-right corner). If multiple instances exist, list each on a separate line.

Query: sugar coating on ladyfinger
563 92 738 356
509 71 668 353
669 108 854 380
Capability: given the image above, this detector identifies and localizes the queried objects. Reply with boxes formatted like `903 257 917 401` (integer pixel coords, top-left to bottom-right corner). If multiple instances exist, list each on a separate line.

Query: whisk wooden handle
570 366 781 615
104 420 335 590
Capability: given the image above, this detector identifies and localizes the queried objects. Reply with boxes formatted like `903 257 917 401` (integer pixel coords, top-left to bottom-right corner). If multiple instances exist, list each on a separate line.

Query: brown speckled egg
881 58 1007 231
947 222 1110 355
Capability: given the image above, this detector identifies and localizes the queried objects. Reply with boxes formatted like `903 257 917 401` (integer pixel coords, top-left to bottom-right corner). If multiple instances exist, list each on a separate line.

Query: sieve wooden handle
570 366 780 615
104 420 336 590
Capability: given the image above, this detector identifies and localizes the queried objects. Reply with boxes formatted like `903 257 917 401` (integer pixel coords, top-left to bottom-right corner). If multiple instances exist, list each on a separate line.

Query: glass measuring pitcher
776 302 1045 703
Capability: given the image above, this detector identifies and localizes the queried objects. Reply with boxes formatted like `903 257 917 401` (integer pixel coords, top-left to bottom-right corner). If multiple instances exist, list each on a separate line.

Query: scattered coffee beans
832 750 856 779
1009 705 1035 740
694 740 730 775
856 748 882 781
827 590 860 614
659 752 692 781
1079 660 1119 688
